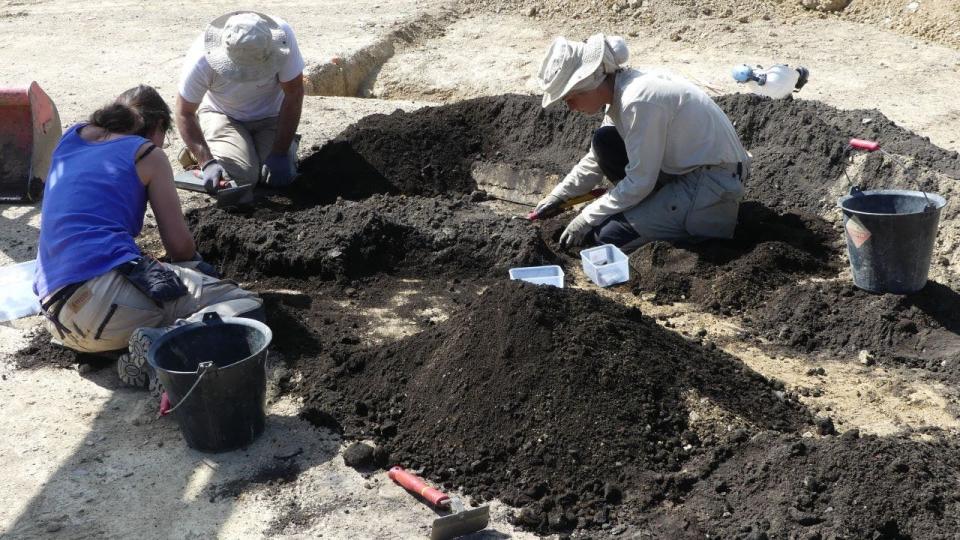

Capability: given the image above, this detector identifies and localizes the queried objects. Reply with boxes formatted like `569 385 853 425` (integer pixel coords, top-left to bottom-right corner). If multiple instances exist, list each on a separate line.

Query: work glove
262 153 294 187
559 213 593 248
534 194 564 216
190 252 221 279
201 159 228 195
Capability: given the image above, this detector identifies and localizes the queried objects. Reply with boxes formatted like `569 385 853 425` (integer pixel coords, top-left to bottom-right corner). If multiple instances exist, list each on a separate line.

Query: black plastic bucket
148 312 272 452
837 189 947 294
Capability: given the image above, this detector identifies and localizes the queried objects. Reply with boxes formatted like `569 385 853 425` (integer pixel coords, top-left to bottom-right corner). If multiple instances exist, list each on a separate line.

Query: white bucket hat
204 11 290 82
538 33 629 107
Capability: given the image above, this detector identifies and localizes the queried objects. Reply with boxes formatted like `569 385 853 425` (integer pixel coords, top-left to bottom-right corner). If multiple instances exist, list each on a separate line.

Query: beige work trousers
198 106 296 187
43 261 262 353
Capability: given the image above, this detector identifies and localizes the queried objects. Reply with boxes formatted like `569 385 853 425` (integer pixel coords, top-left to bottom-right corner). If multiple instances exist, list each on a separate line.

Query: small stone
862 117 873 124
737 15 749 23
858 350 875 366
77 363 93 374
379 420 398 438
526 5 538 16
45 522 63 533
816 416 837 436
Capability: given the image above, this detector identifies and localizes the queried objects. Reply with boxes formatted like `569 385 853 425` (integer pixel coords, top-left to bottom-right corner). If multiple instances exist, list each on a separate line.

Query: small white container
580 244 630 287
508 265 564 288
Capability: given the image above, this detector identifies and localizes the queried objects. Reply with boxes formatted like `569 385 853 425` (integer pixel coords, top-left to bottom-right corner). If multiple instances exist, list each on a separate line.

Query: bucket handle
841 138 935 211
159 361 217 416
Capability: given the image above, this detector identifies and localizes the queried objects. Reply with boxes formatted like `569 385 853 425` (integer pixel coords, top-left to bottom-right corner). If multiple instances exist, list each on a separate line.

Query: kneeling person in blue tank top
34 85 264 388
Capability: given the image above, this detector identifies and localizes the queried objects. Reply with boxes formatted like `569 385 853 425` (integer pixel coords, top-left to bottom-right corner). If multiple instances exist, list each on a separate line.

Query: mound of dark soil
295 94 597 204
716 94 960 216
188 194 554 282
748 280 960 372
629 202 842 312
296 282 811 534
640 430 960 538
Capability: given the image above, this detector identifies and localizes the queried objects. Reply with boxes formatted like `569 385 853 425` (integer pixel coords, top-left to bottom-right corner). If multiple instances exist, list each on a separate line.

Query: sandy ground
1 0 959 538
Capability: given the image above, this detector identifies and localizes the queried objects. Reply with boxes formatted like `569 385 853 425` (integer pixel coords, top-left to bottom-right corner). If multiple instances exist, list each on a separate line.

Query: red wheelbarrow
0 81 61 202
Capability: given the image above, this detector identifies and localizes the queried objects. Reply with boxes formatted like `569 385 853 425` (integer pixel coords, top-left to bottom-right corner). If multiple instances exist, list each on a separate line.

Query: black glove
201 159 228 195
190 252 221 279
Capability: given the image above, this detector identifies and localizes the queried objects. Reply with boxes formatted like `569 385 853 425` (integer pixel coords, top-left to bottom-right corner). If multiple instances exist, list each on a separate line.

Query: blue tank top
34 124 150 299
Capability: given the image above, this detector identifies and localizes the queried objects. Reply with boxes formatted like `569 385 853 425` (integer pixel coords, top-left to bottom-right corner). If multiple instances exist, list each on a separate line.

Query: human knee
591 126 627 181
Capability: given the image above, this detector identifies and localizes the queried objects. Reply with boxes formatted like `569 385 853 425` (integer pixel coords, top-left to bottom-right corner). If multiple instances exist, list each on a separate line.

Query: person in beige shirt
536 33 751 252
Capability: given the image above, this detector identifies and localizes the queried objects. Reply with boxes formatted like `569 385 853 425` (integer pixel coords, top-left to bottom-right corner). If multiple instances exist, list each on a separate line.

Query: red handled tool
527 188 607 221
843 138 934 209
388 466 489 540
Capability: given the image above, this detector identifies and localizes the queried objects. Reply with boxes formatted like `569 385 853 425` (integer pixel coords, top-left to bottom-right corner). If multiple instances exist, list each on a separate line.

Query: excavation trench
16 93 960 536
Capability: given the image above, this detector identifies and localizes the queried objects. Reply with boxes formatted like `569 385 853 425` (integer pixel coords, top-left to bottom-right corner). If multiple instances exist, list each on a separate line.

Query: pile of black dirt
716 94 960 216
747 280 960 375
640 430 960 538
13 330 114 371
628 202 843 313
294 94 597 204
188 194 555 282
296 282 811 534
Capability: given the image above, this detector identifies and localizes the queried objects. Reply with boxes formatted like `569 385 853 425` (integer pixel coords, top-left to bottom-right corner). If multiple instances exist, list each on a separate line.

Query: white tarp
0 259 40 322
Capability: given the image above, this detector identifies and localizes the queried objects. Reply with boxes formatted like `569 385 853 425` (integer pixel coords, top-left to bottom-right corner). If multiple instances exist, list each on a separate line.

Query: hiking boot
116 326 171 390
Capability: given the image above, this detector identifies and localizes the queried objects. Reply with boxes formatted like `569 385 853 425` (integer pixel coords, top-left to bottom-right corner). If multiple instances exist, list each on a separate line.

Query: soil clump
296 282 811 534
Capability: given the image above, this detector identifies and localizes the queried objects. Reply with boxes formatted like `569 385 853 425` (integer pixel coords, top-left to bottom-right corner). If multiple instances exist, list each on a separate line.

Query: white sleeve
278 22 306 82
547 114 616 201
580 102 668 226
178 36 211 104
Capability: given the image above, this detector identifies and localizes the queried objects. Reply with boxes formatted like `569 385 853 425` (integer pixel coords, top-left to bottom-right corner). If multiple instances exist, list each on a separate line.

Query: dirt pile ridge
297 282 811 534
748 280 960 374
295 94 597 205
188 193 555 282
640 430 960 538
629 201 842 312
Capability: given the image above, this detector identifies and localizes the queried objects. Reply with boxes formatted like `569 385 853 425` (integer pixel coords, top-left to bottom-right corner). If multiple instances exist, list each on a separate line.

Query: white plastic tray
508 265 564 288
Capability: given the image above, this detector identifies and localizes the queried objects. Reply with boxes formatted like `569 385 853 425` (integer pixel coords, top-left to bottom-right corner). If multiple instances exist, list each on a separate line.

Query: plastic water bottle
732 64 810 99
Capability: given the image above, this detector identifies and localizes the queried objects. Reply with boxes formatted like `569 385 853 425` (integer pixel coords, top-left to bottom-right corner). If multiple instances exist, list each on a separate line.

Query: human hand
559 213 593 248
201 159 228 195
534 194 564 217
263 153 294 187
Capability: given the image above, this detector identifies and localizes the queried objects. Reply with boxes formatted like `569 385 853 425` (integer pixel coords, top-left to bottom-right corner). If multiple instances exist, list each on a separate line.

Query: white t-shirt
178 18 305 122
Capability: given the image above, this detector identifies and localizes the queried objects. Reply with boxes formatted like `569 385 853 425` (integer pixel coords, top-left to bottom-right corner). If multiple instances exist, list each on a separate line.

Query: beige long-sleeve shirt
550 68 749 225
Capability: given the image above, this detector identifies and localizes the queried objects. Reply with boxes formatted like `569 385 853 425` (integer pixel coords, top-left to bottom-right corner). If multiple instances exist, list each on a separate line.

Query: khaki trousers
42 261 262 353
197 106 297 187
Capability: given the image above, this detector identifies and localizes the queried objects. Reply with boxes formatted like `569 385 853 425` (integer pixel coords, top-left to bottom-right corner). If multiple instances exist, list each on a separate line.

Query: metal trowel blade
430 505 490 540
215 184 254 208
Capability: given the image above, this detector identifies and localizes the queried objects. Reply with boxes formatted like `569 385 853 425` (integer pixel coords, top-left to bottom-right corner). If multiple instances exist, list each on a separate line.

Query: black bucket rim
146 316 273 375
837 188 947 217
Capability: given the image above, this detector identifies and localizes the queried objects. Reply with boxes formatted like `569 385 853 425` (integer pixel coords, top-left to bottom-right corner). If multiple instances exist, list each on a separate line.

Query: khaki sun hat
538 34 607 108
204 11 290 82
538 34 630 108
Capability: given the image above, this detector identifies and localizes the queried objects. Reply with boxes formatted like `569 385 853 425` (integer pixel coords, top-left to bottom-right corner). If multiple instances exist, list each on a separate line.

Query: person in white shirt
176 11 305 190
536 34 751 251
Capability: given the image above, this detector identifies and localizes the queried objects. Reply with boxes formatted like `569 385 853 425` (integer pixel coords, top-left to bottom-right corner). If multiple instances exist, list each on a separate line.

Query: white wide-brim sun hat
538 33 607 108
204 11 290 82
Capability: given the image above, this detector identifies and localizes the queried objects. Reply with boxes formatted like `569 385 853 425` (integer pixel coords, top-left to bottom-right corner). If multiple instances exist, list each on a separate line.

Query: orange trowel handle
388 466 450 508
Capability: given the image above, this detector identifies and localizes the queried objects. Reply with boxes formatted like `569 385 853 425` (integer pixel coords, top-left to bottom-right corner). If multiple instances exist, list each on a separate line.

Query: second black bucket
837 189 947 294
148 312 272 453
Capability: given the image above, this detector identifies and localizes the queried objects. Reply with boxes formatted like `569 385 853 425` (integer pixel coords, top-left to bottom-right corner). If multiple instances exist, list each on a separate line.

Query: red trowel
388 466 490 540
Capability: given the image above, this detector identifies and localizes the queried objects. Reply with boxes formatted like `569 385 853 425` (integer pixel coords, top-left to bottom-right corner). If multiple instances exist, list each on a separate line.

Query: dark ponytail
89 85 171 138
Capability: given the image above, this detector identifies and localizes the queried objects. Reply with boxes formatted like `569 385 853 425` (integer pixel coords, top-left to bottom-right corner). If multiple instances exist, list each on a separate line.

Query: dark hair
89 85 172 137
